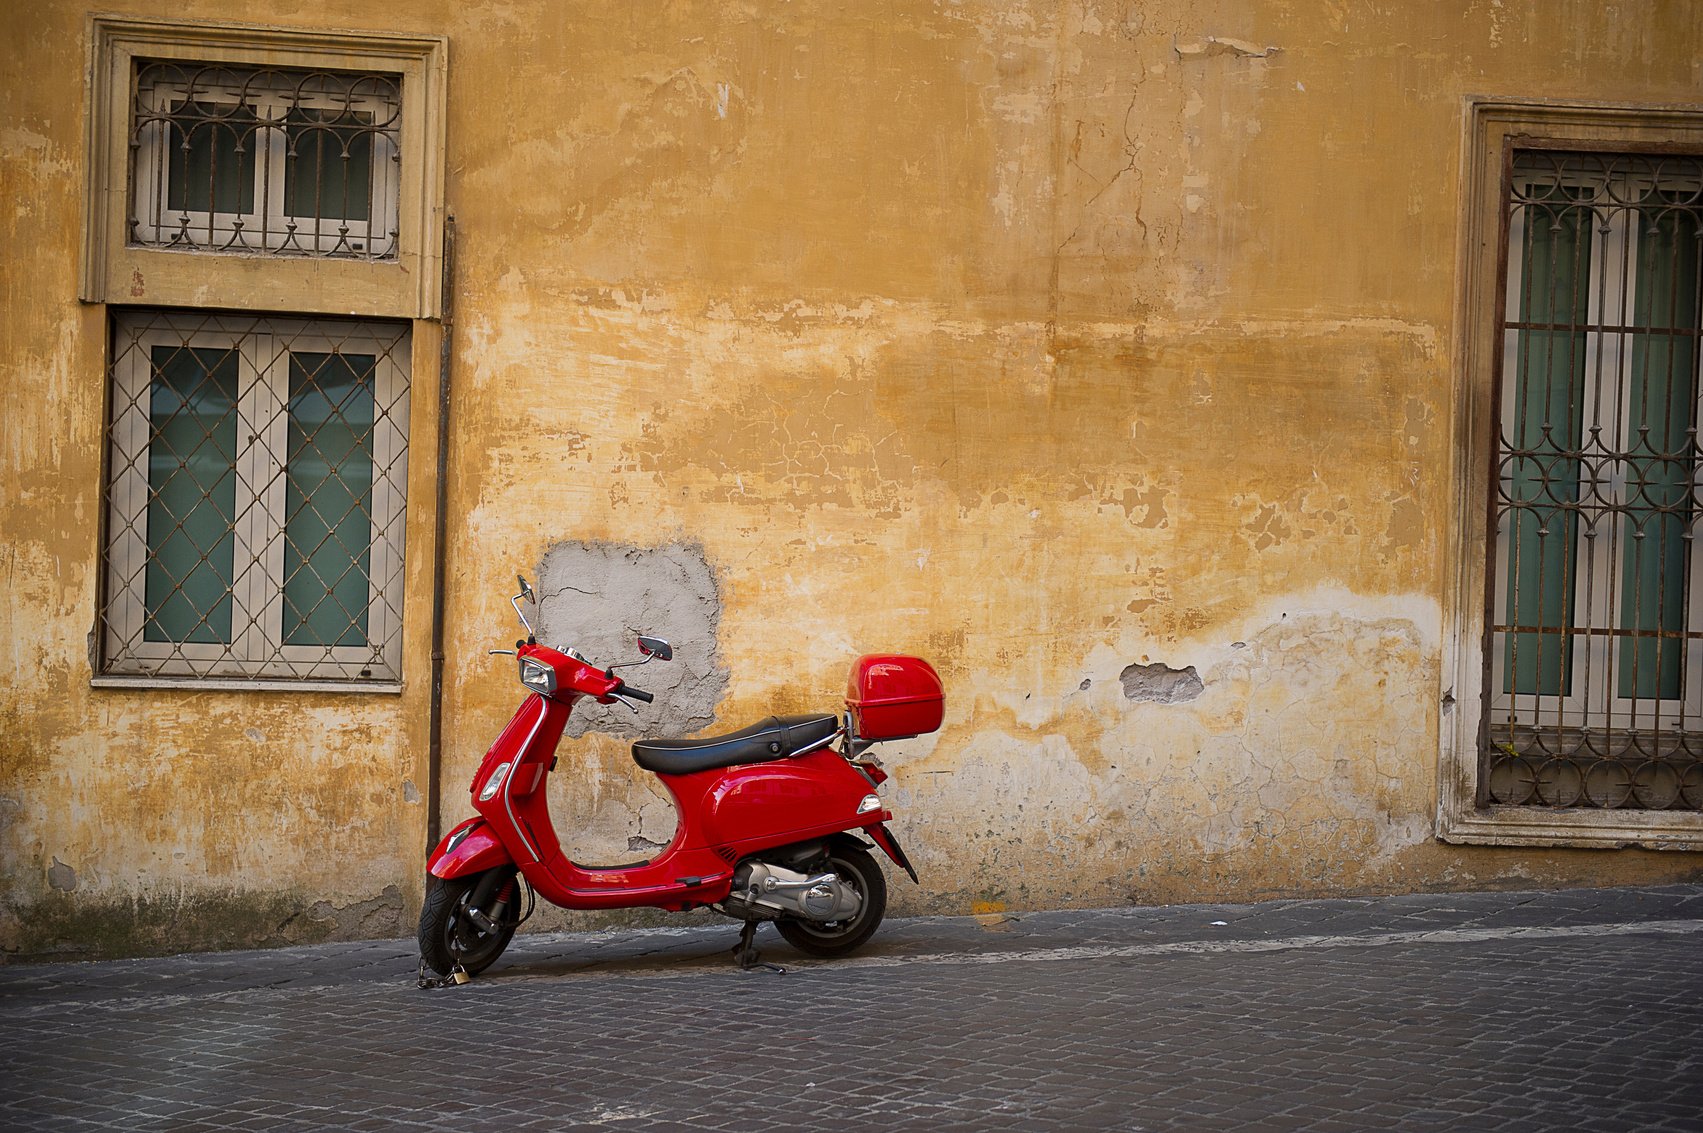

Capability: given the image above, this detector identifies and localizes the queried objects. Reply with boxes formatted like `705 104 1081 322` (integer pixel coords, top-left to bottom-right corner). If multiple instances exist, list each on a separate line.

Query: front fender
427 818 515 880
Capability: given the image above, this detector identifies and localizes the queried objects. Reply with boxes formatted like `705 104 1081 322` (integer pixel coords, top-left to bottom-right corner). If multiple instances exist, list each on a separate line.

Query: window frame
99 311 411 690
1441 98 1703 849
81 16 446 320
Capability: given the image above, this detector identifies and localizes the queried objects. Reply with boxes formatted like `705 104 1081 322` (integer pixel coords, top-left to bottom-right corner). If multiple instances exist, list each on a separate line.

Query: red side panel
428 818 516 880
697 751 880 850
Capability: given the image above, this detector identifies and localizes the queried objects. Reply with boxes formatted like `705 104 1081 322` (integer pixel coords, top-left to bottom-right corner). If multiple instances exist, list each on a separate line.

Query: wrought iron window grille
101 310 410 683
1484 150 1703 811
129 61 402 260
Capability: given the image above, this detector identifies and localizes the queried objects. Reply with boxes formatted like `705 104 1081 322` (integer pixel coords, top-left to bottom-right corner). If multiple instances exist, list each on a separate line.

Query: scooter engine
723 861 862 923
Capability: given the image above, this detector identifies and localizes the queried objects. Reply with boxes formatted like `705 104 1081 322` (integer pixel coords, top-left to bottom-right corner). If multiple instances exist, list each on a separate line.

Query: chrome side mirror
607 634 672 675
511 575 538 638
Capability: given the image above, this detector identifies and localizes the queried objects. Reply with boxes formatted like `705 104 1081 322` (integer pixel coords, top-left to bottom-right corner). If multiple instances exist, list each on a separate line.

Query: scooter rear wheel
418 868 518 977
775 845 887 958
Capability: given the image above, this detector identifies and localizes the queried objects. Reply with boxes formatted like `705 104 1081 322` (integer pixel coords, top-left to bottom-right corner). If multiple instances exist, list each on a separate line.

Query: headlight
519 656 558 696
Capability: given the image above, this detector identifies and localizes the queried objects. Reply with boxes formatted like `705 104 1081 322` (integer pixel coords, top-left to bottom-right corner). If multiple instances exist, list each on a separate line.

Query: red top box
845 654 944 741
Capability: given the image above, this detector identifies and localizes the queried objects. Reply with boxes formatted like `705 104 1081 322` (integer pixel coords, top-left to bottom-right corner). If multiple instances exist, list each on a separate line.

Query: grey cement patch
536 541 727 738
46 858 77 892
1120 661 1204 704
289 885 404 942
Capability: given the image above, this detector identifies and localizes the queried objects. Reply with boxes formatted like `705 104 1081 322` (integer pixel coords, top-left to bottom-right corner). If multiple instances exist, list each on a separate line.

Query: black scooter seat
631 713 839 776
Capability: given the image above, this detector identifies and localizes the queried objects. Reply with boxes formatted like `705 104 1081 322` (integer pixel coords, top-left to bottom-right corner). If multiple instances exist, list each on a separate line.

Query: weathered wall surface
4 0 1702 958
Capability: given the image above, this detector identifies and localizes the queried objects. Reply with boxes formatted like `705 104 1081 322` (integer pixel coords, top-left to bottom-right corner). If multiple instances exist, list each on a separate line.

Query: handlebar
612 682 654 704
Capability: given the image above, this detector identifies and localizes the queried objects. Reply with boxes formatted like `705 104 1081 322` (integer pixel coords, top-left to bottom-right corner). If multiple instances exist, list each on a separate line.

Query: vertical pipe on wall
426 213 456 857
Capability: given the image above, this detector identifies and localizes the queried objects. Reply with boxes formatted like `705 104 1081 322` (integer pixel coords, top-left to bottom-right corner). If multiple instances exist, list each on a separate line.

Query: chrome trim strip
793 729 843 759
504 697 548 862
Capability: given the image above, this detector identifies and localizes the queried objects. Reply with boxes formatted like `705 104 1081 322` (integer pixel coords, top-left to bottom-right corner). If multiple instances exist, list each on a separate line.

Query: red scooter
419 576 943 979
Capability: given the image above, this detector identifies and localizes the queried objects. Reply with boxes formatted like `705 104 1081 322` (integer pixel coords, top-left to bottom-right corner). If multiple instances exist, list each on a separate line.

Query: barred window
1484 151 1703 811
101 311 409 684
130 61 401 259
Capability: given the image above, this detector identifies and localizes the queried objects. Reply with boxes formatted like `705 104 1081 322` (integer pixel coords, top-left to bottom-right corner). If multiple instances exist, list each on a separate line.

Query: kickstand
731 921 785 974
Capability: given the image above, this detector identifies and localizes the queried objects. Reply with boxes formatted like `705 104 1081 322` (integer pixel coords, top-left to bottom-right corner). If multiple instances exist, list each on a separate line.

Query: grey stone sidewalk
2 884 1701 1131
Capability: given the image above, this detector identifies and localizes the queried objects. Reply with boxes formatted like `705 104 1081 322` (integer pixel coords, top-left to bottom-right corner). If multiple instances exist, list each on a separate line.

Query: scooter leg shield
428 819 516 880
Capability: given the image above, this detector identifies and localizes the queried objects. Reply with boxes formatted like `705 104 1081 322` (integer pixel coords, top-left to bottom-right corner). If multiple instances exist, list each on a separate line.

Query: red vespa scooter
419 576 943 979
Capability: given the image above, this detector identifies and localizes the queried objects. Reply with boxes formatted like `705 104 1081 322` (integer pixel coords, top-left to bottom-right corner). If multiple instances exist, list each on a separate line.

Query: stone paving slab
2 884 1701 1131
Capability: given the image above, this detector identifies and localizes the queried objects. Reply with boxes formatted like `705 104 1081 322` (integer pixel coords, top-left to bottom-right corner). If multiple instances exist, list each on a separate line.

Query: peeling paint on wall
1174 36 1281 61
1120 661 1204 704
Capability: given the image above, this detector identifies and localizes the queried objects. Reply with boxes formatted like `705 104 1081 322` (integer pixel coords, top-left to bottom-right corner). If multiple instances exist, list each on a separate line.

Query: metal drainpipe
425 213 456 857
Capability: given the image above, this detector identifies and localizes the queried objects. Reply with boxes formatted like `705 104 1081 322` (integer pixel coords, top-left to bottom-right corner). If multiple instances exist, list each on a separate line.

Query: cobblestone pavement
3 884 1701 1132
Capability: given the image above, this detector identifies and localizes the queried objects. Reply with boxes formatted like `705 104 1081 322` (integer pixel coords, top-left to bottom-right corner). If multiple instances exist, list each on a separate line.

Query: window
82 18 447 318
1442 100 1703 848
83 19 444 690
101 311 409 684
1488 152 1703 810
130 62 402 259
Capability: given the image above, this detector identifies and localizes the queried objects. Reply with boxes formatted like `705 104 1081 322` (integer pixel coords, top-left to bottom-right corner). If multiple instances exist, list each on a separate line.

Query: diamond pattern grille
1483 150 1703 810
129 61 402 259
102 310 410 682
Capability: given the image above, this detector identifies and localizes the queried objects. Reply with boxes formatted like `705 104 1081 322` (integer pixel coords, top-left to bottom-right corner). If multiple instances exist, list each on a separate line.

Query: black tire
418 868 518 977
775 845 887 958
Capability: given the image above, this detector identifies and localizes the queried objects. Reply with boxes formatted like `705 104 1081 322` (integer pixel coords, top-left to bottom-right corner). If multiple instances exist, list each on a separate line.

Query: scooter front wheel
775 845 887 958
418 868 518 977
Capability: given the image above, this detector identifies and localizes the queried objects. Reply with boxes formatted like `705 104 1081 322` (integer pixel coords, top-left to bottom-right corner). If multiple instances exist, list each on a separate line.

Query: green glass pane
166 102 257 215
284 108 373 222
1504 192 1592 696
144 345 238 644
283 351 375 647
1619 201 1700 699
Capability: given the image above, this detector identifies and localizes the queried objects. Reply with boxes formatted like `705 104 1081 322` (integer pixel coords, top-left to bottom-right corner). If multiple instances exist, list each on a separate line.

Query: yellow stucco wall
3 0 1701 959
